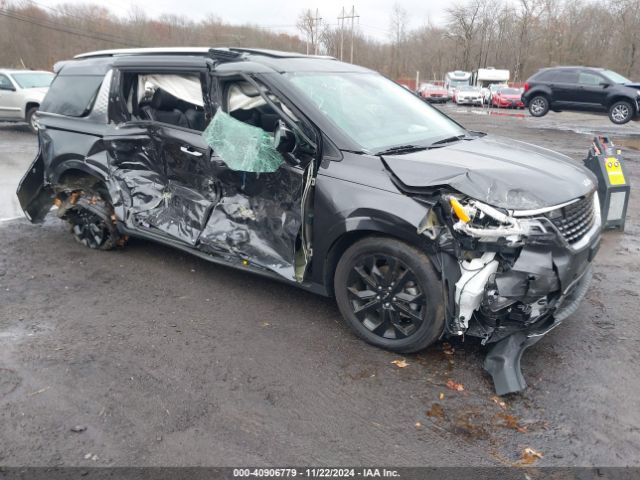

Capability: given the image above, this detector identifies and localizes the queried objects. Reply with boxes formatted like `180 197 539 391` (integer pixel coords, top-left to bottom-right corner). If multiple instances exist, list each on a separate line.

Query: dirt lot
1 107 639 467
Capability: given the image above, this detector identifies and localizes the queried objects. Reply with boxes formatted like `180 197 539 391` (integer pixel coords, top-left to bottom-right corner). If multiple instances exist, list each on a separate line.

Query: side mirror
274 120 296 155
599 82 611 88
0 85 16 92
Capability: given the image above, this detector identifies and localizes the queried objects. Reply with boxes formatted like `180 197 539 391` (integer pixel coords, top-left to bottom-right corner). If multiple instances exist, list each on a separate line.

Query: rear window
11 72 54 89
551 70 578 83
532 70 555 82
40 74 103 117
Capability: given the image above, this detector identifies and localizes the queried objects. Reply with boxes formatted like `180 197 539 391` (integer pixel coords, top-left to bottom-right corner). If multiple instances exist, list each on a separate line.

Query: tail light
524 82 530 92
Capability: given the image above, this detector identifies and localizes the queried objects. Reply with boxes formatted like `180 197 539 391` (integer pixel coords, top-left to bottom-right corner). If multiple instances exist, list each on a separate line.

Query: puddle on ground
615 136 640 151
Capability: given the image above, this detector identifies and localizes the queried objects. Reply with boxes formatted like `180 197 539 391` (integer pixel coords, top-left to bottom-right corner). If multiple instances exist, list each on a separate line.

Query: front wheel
609 100 634 124
334 237 444 353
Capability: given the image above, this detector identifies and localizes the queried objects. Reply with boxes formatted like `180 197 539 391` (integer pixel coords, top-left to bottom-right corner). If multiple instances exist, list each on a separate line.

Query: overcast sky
36 0 452 42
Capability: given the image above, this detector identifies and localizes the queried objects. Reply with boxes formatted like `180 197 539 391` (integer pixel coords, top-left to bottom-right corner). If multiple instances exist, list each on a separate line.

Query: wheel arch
606 94 636 111
525 87 552 104
320 216 438 297
51 161 109 188
25 101 40 119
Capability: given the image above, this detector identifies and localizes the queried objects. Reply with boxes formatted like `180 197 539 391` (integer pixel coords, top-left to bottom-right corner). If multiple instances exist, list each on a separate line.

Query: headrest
151 89 183 111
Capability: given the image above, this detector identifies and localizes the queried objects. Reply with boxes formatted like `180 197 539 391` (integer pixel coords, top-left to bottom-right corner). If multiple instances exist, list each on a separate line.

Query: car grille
545 193 595 244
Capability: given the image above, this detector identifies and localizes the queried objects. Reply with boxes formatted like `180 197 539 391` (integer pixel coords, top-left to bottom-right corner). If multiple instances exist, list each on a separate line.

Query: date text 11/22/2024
233 468 400 478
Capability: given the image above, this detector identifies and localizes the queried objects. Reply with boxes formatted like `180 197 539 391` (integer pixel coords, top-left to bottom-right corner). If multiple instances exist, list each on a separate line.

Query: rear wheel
26 107 39 133
334 237 444 353
528 95 549 117
59 189 125 251
609 100 633 124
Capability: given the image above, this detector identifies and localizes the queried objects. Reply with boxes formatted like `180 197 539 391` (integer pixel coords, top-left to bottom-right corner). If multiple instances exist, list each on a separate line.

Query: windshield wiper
428 134 468 148
375 144 429 156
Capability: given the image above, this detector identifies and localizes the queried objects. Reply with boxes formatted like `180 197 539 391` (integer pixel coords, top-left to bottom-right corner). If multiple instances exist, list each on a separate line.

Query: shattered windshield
286 72 466 153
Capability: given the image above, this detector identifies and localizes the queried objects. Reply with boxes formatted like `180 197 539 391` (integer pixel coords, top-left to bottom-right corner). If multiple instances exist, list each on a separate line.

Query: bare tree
296 8 323 55
389 3 409 78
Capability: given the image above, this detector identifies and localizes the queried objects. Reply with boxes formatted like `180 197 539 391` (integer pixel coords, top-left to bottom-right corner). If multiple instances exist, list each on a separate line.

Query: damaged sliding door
106 62 218 245
197 73 317 282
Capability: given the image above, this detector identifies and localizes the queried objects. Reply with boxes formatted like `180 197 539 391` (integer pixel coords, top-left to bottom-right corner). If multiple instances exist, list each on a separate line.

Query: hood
498 94 521 99
382 135 596 210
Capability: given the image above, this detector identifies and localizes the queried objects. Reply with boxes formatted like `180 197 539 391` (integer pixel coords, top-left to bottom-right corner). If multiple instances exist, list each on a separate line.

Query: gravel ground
0 107 639 467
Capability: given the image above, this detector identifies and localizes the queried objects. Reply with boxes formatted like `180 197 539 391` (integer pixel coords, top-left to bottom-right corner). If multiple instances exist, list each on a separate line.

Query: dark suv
522 66 640 124
17 48 601 394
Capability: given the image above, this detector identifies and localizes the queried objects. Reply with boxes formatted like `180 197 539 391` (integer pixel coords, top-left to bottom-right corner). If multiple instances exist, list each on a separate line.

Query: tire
609 100 634 125
25 106 39 133
528 95 549 117
334 237 445 353
60 189 125 251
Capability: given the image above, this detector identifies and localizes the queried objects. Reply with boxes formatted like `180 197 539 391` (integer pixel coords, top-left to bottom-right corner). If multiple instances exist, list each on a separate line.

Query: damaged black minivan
17 48 601 394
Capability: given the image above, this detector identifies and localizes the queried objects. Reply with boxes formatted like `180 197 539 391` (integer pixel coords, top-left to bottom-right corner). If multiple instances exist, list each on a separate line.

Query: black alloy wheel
62 189 124 251
346 254 425 340
69 207 112 249
334 237 444 353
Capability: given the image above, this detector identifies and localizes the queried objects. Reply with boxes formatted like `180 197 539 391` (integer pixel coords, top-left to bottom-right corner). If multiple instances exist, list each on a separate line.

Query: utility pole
338 6 358 63
313 8 322 55
337 7 345 61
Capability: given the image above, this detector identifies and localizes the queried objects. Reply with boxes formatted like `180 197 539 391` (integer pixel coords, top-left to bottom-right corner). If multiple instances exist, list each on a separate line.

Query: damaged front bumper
433 192 602 394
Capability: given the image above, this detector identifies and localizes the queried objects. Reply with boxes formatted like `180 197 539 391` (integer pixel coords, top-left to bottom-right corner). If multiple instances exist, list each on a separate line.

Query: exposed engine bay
416 191 601 394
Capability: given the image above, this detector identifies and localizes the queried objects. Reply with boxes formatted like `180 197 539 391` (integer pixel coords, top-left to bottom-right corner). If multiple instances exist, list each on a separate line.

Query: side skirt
118 223 329 296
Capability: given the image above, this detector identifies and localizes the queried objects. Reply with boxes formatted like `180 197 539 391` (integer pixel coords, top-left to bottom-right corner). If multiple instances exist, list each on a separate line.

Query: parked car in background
453 85 483 105
484 83 509 104
17 47 601 395
491 87 525 108
0 69 54 132
522 66 640 124
444 70 471 98
418 83 448 103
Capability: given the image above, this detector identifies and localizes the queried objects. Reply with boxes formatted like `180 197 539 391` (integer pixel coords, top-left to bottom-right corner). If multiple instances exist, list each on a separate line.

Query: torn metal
410 188 601 394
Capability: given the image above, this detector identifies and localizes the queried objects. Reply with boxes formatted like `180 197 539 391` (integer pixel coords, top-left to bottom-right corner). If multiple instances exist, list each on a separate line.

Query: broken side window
202 110 284 173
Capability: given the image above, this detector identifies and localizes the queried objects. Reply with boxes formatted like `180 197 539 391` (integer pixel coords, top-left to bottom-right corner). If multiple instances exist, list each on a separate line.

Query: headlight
446 195 549 244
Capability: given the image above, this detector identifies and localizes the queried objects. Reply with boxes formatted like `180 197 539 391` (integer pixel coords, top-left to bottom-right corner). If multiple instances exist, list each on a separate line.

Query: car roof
0 69 52 75
63 47 371 75
537 66 605 71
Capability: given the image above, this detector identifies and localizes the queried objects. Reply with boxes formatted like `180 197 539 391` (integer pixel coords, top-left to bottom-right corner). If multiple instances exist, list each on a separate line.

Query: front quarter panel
310 152 433 289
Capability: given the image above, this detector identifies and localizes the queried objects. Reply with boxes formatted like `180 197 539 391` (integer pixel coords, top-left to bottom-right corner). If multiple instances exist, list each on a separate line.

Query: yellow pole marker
450 197 471 223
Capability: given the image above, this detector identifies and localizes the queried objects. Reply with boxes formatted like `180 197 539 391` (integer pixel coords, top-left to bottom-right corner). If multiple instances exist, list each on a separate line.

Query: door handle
180 146 203 157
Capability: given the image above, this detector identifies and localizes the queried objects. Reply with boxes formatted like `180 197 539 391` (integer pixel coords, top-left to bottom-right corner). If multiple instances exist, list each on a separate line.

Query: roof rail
229 47 336 60
74 47 214 59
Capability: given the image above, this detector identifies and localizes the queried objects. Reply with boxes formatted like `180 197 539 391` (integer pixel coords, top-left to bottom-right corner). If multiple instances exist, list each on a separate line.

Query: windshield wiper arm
375 144 429 156
428 134 467 148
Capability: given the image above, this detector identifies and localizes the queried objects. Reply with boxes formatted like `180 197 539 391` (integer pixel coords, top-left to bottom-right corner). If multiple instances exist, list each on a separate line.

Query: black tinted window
579 71 604 85
40 74 103 117
0 74 13 89
532 70 555 82
551 70 578 83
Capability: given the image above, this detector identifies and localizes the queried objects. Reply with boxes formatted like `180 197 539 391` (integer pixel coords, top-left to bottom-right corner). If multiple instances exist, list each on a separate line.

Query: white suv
0 69 54 132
